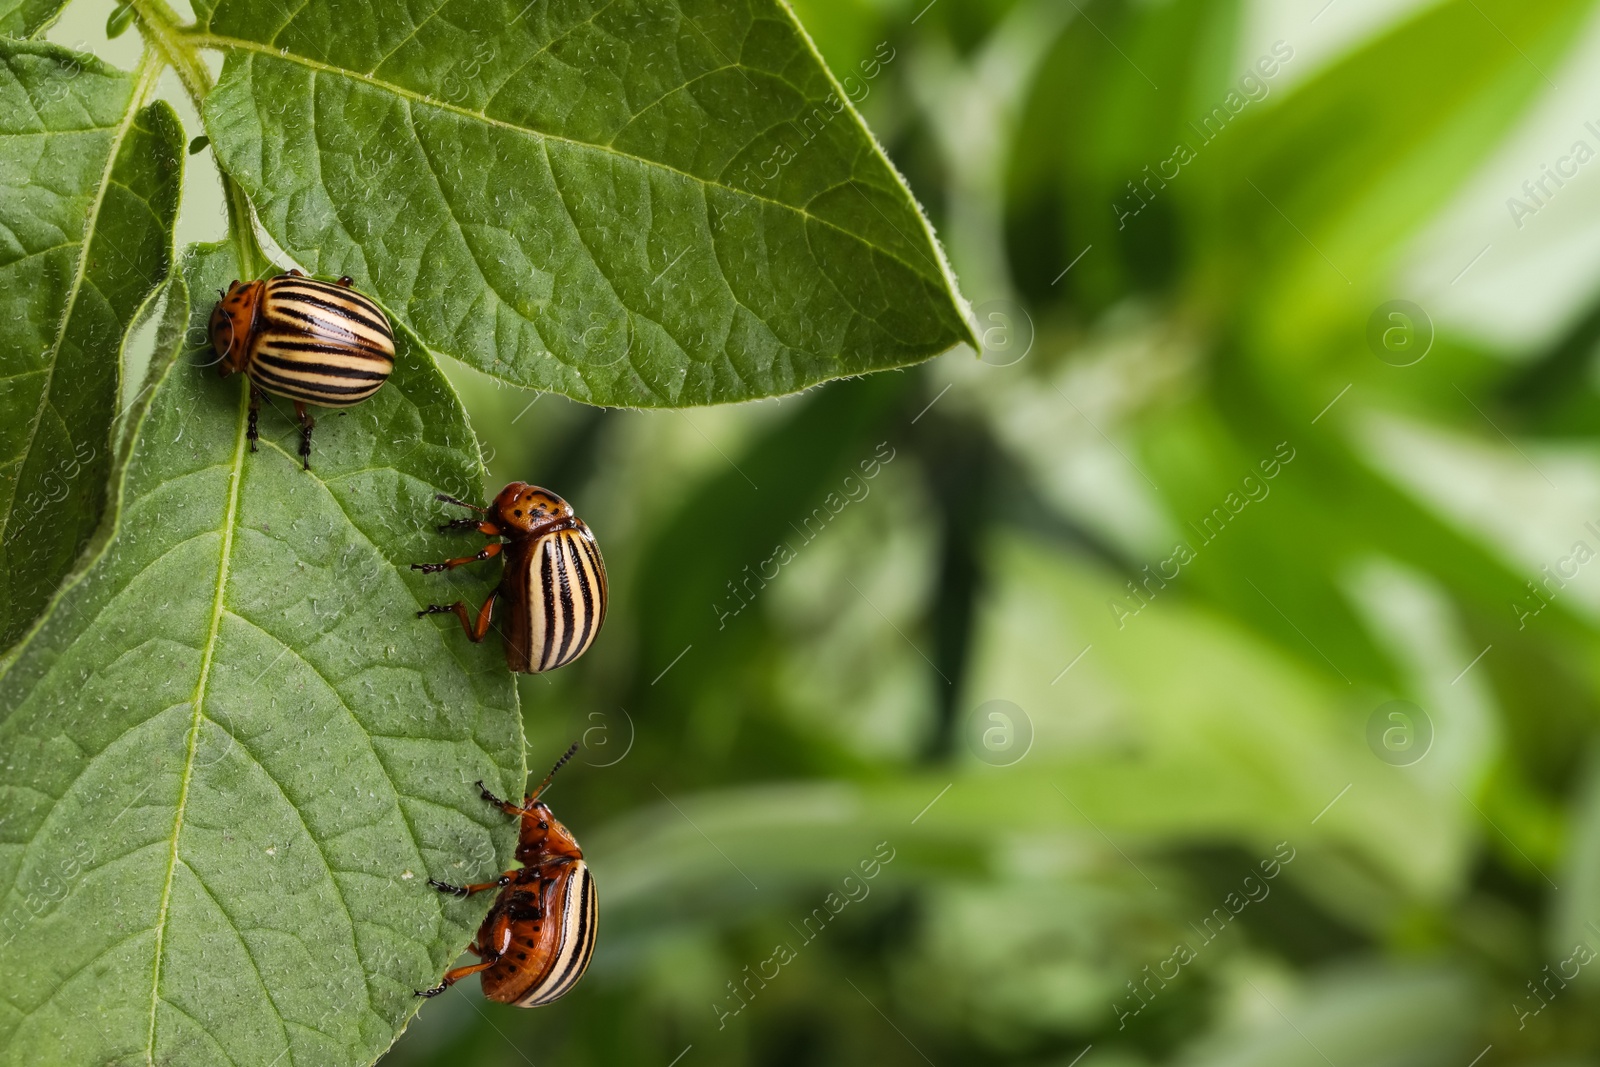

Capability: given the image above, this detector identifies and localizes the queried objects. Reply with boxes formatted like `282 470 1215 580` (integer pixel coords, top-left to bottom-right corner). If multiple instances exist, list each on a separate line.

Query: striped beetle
413 483 607 673
419 744 597 1006
209 269 395 468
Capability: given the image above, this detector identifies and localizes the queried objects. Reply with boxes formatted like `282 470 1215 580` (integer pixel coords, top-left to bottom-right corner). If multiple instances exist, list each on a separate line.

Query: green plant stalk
127 0 268 279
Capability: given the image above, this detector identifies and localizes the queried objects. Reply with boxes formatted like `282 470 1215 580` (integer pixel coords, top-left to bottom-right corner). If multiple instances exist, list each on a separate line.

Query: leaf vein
144 383 251 1065
190 36 943 285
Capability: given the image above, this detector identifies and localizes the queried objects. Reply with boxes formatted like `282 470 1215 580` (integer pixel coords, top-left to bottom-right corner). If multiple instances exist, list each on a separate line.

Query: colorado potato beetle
418 743 597 1006
413 483 607 673
209 269 395 468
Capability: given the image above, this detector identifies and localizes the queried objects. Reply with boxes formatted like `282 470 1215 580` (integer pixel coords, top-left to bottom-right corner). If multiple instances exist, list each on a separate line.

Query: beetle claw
428 878 469 898
415 985 447 998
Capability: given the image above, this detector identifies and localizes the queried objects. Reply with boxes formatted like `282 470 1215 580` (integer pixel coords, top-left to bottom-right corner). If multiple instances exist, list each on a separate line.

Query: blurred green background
67 0 1600 1062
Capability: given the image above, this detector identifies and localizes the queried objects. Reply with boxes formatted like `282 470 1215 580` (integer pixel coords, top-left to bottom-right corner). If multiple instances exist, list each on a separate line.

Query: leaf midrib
0 58 158 552
187 33 946 287
144 382 250 1065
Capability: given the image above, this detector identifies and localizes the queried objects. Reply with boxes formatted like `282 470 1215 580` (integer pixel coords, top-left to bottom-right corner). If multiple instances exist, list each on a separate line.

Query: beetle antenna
435 492 485 512
529 741 581 801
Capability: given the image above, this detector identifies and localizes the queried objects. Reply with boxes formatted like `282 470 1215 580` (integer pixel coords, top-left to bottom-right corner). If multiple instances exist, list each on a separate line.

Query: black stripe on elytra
244 375 332 404
267 304 388 344
566 532 597 657
253 351 391 380
553 535 578 667
580 536 606 628
538 538 559 671
251 361 388 391
532 867 593 1004
271 288 391 335
564 869 598 989
271 279 385 311
250 364 385 400
256 336 393 362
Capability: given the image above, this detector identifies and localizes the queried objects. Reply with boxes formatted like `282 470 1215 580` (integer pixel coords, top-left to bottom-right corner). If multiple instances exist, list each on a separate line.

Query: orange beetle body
414 483 607 673
208 270 395 467
419 746 597 1006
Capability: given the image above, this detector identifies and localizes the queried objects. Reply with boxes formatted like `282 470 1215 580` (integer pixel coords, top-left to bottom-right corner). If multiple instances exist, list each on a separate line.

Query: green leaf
0 44 181 654
0 243 523 1066
1008 0 1244 310
1198 0 1599 354
106 3 136 40
0 0 67 38
1178 965 1478 1067
962 533 1464 903
192 0 975 406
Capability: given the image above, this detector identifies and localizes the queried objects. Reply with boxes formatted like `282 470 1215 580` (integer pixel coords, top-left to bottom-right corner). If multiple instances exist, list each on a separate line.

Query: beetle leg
411 540 502 574
427 871 516 898
416 591 497 641
475 779 539 818
338 275 353 287
415 956 497 998
293 401 314 471
246 385 261 453
415 912 512 997
475 779 510 809
415 601 474 636
287 268 304 277
437 517 501 535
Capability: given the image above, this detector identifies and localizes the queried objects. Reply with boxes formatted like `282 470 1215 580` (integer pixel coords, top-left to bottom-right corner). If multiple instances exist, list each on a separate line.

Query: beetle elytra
413 483 607 673
418 744 597 1007
210 269 395 468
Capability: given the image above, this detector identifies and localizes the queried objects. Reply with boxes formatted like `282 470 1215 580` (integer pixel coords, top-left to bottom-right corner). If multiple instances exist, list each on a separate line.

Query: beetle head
514 742 584 863
514 800 585 863
492 482 575 534
209 279 263 376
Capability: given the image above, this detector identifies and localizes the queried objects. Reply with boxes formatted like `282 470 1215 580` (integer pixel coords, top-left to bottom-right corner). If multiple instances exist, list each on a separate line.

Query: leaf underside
0 0 67 39
0 41 181 654
0 243 523 1067
196 0 976 406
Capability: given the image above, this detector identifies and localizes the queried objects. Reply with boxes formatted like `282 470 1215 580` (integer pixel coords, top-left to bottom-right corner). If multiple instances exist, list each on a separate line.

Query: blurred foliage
383 0 1600 1063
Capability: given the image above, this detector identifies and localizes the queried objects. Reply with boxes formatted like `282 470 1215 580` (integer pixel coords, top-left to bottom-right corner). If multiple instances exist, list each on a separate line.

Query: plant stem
128 0 270 279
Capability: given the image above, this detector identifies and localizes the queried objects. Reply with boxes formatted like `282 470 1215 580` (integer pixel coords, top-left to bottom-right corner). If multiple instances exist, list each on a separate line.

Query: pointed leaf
194 0 975 406
0 44 181 653
0 244 523 1066
0 0 67 38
